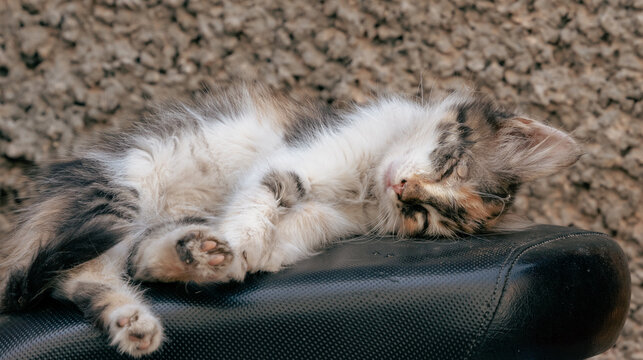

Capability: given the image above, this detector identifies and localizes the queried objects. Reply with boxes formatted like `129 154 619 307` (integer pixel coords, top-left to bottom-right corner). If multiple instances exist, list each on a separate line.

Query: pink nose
391 180 406 196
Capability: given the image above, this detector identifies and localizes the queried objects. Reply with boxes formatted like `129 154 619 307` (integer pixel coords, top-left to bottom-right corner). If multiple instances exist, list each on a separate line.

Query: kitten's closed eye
438 157 467 181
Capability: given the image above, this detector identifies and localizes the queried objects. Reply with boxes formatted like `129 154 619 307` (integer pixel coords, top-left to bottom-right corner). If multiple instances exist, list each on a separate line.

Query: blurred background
0 0 641 357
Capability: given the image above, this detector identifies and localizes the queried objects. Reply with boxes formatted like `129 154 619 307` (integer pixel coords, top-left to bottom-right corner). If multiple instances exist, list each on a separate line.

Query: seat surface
0 225 630 360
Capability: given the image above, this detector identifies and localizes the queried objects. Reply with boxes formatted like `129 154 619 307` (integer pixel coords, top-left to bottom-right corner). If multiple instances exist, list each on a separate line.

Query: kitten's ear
498 118 582 181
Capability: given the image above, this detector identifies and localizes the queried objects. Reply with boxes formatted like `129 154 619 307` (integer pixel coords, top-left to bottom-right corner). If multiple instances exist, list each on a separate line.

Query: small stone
599 8 624 38
98 81 125 113
466 57 486 72
94 6 115 25
376 25 401 40
162 0 183 7
143 71 161 84
435 37 453 54
632 286 643 306
617 53 643 72
139 51 157 69
297 42 325 68
633 307 643 325
61 16 81 43
633 222 643 247
18 26 49 56
504 70 520 85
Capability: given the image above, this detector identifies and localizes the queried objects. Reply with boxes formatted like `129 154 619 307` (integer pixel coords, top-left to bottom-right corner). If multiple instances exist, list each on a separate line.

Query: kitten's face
377 95 580 237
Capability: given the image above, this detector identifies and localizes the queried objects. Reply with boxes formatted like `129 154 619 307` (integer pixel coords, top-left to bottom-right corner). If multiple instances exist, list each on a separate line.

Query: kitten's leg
129 170 358 283
191 170 359 277
216 170 308 274
128 170 311 283
252 200 359 272
56 251 163 357
219 168 368 275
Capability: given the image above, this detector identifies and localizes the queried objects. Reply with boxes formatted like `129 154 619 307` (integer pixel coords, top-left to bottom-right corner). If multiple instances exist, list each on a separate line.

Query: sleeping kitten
0 84 580 356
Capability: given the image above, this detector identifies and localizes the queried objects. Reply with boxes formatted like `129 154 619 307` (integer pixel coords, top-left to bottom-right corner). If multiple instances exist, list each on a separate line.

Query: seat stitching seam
464 231 607 359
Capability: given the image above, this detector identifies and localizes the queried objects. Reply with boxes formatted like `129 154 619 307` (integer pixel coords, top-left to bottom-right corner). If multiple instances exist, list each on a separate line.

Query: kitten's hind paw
174 230 242 282
131 226 248 283
108 304 163 357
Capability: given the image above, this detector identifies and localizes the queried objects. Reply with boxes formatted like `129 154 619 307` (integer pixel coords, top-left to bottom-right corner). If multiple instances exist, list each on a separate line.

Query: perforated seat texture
0 225 630 360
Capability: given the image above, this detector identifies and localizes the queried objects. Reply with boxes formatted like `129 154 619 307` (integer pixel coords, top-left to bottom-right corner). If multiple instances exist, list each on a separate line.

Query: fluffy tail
1 226 126 311
0 158 139 311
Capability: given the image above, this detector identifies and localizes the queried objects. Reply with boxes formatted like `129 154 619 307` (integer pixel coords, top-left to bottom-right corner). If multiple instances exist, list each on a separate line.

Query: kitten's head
376 93 581 237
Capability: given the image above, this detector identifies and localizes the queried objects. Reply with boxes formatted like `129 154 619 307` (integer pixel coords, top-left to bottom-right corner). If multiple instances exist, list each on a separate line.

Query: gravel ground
0 0 641 357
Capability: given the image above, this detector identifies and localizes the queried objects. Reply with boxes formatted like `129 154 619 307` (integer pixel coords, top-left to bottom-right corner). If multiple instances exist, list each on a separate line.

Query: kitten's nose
392 180 406 196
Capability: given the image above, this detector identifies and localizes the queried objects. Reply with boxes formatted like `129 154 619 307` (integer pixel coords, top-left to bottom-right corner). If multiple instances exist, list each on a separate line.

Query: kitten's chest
289 129 384 206
304 152 378 212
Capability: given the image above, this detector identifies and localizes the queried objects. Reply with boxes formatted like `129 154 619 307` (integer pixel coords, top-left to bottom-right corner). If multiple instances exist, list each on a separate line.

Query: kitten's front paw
175 230 246 282
108 304 163 357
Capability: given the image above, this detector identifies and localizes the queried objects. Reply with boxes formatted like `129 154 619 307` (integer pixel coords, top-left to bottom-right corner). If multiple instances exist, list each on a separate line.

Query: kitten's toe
207 253 226 266
201 240 217 252
108 304 163 357
117 316 130 328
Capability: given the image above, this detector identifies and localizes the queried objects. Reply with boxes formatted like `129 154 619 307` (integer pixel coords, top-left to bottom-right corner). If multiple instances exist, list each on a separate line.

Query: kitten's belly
116 117 283 220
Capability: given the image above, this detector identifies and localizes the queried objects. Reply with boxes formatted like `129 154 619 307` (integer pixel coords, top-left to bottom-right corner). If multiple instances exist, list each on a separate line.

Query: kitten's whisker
469 190 510 220
470 191 508 203
366 210 392 237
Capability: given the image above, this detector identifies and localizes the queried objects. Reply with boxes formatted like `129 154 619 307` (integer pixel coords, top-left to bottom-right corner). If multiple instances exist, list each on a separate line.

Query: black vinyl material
0 225 630 360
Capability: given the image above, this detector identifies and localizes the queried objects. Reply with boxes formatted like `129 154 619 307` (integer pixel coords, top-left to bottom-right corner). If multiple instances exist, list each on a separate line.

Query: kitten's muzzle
384 162 407 197
396 178 427 203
